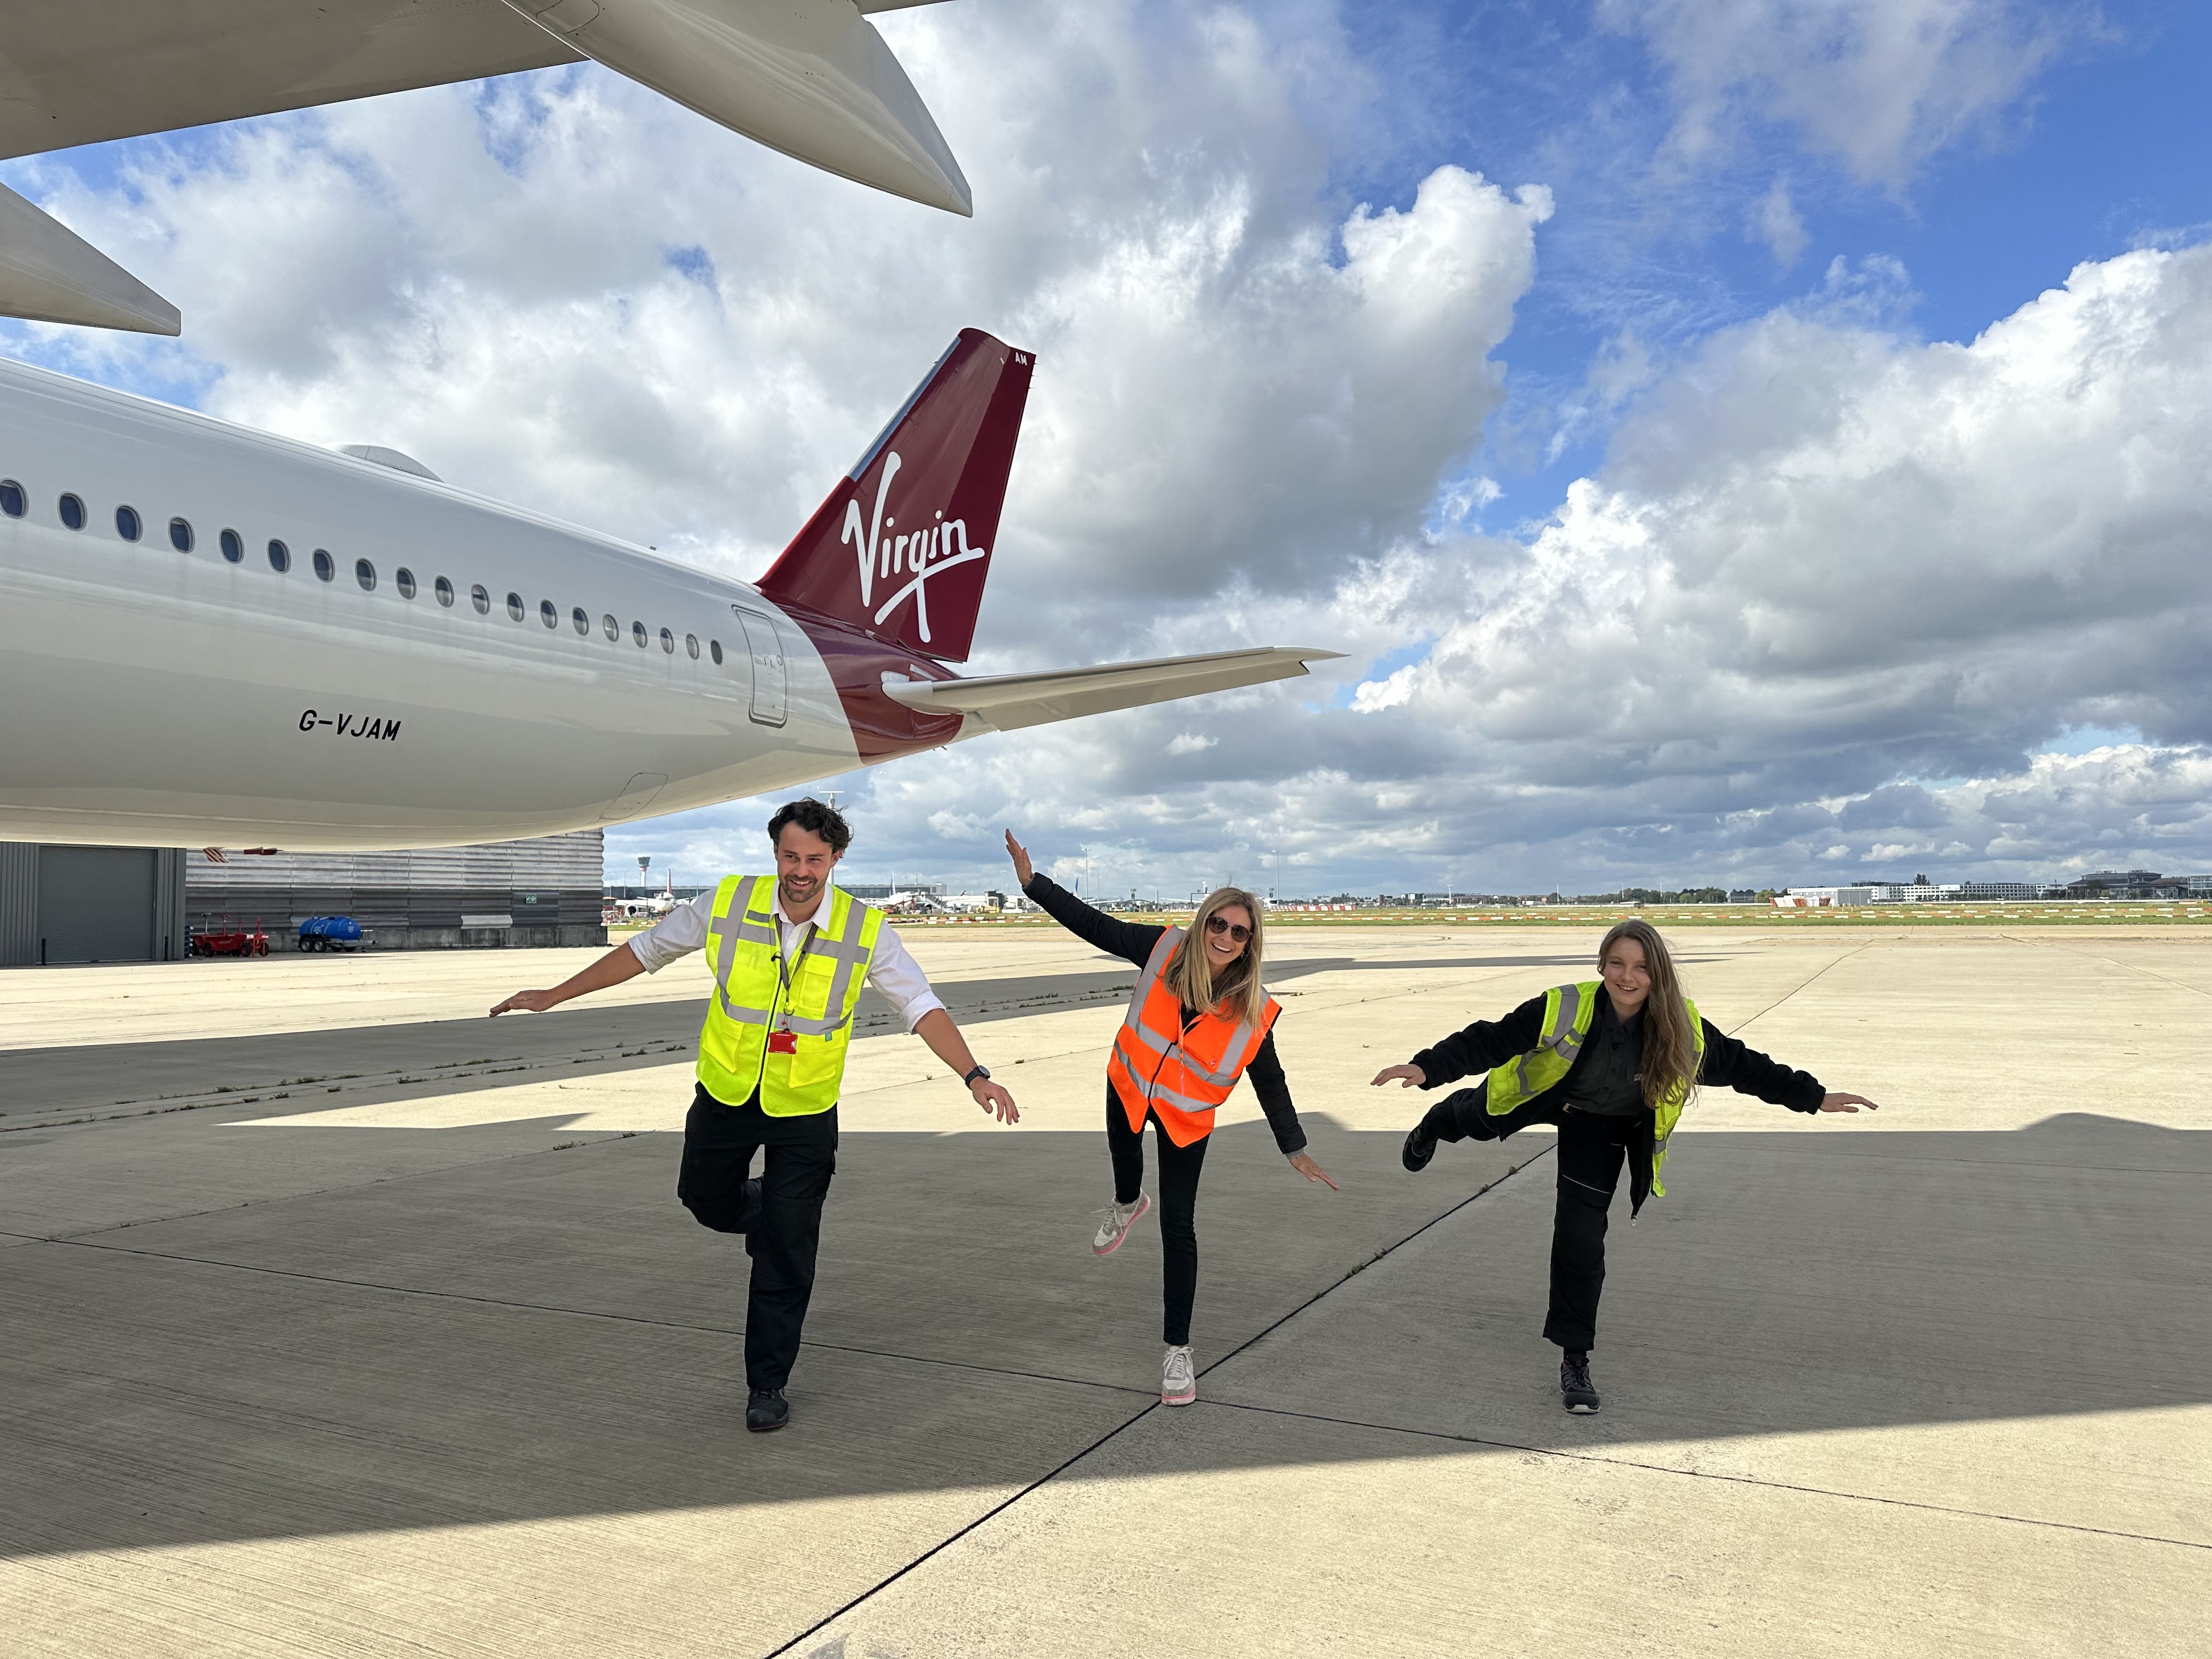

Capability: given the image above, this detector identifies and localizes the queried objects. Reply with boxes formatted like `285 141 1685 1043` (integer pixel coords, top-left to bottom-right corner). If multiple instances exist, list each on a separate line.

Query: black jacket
1020 874 1307 1154
1413 986 1825 1216
1411 989 1826 1112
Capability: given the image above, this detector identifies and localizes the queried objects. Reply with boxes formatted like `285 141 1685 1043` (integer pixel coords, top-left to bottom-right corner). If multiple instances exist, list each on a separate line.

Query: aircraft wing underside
1 0 962 334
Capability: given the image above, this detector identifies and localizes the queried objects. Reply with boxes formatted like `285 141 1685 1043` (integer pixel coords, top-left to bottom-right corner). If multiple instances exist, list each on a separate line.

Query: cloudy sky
8 1 2209 899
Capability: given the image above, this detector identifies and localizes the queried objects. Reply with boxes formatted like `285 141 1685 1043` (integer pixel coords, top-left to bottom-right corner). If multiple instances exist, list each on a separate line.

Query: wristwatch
963 1064 991 1087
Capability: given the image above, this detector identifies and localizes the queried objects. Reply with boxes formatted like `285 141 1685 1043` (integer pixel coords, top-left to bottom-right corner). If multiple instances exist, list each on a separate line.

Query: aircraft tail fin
757 329 1032 663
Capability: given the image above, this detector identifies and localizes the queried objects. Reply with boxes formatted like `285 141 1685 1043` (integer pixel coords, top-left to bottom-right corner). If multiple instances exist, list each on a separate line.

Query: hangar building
1 831 605 966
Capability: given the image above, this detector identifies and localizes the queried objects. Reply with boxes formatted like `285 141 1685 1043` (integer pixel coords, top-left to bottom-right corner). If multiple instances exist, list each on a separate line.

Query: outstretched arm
490 941 645 1015
1006 830 1164 968
913 1009 1019 1124
1371 994 1548 1091
1698 1020 1880 1114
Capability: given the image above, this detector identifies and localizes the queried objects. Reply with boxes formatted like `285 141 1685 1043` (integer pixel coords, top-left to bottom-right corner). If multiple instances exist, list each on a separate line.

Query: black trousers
1105 1092 1210 1346
1420 1090 1637 1354
676 1084 837 1392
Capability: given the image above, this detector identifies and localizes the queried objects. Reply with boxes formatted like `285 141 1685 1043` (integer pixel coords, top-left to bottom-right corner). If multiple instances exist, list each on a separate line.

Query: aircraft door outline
733 606 788 727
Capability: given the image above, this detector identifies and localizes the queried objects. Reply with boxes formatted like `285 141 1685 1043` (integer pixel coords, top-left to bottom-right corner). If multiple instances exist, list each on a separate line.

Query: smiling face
1204 904 1252 969
1600 934 1652 1015
774 824 842 918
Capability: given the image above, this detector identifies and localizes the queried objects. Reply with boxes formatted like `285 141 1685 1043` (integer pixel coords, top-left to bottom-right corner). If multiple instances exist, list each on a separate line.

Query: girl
1006 831 1336 1405
1374 917 1878 1414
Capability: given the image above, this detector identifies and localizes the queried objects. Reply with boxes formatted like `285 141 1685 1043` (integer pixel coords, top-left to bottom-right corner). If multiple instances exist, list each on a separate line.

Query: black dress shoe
746 1388 789 1432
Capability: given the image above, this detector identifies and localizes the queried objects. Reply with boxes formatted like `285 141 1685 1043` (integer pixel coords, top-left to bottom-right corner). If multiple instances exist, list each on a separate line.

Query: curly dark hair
766 797 853 854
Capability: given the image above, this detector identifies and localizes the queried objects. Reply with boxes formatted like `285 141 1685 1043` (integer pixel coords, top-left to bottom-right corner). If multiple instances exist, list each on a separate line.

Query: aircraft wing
881 647 1345 733
2 0 964 333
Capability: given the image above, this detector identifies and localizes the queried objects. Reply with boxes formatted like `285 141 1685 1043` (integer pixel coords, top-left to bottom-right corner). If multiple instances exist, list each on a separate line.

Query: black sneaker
746 1388 789 1432
1559 1352 1600 1414
1401 1120 1438 1172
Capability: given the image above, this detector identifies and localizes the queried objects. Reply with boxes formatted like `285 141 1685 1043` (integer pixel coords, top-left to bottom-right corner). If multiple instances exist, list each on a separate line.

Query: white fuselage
0 358 864 849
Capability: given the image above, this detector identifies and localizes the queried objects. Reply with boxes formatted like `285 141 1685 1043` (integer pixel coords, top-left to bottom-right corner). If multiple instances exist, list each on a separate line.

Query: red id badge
768 1029 798 1055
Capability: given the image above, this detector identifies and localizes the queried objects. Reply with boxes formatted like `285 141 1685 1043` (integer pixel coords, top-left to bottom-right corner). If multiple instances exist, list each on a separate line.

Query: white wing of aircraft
0 329 1341 851
0 0 968 335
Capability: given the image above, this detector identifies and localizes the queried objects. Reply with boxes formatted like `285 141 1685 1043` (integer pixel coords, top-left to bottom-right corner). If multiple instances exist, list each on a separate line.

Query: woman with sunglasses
1005 831 1336 1405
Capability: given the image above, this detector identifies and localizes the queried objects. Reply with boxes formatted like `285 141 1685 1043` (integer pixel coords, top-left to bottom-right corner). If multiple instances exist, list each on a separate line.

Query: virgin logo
842 452 986 645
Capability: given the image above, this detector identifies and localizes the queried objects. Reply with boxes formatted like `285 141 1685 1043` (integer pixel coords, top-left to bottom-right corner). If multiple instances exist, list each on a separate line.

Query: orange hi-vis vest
1106 927 1282 1147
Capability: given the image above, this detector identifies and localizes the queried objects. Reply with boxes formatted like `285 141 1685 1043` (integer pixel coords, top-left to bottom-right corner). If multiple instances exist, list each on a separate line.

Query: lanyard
771 915 820 1030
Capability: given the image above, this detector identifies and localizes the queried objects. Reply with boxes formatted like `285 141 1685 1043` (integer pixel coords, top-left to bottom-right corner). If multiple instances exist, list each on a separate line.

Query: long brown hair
1165 887 1268 1024
1598 918 1697 1110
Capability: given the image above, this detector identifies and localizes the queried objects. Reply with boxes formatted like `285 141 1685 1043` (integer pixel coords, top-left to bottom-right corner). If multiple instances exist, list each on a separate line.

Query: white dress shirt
627 879 946 1030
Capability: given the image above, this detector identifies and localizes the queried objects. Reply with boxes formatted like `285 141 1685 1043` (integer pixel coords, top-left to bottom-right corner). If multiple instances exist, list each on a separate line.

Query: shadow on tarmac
0 954 1598 1120
2 1110 2203 1561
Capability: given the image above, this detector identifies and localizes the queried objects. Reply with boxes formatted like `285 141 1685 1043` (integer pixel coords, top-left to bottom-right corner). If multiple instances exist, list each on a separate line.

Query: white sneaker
1092 1191 1151 1256
1161 1344 1197 1406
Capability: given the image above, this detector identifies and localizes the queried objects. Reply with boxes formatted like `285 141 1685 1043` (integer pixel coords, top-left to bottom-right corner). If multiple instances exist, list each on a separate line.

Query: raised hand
1817 1092 1881 1113
1003 828 1035 888
1370 1063 1427 1089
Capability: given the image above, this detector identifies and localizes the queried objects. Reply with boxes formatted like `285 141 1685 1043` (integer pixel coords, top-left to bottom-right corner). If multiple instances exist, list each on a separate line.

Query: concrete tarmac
2 924 2206 1655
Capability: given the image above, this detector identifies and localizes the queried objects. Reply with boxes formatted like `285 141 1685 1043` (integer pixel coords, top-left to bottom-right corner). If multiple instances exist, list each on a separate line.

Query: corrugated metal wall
0 843 35 967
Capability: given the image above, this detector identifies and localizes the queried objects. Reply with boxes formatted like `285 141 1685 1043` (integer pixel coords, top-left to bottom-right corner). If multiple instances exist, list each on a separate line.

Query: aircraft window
313 549 336 582
660 627 675 653
170 517 194 552
539 599 557 629
506 591 524 622
268 539 291 573
59 494 85 531
0 479 23 517
219 528 244 563
685 633 699 660
356 558 376 591
572 606 589 635
602 613 618 641
471 583 490 614
710 639 724 665
397 567 417 599
116 505 141 540
435 575 455 607
631 620 647 647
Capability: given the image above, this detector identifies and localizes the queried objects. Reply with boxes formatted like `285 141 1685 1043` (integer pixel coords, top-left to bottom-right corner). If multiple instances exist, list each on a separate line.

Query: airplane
0 329 1339 851
1 0 975 335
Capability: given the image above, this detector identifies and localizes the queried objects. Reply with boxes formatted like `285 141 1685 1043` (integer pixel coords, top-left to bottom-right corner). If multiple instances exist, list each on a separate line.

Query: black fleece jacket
1020 873 1307 1155
1411 990 1826 1113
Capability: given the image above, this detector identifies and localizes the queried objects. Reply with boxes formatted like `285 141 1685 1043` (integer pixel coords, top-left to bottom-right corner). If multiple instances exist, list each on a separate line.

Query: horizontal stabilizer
0 184 179 335
882 647 1344 732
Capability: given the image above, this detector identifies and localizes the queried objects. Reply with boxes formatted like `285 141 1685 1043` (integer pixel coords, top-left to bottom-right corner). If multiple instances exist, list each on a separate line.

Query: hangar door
36 847 157 963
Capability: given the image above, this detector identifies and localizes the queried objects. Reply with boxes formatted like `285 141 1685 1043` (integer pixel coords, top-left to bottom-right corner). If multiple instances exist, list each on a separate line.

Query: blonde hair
1598 918 1698 1110
1165 887 1268 1024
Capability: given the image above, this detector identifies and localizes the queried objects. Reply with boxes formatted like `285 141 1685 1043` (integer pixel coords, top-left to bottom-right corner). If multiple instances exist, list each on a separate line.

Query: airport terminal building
1 831 606 965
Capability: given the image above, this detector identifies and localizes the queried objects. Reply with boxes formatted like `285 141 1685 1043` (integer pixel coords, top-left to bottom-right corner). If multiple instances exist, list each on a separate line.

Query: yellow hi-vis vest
695 875 884 1115
1483 980 1705 1199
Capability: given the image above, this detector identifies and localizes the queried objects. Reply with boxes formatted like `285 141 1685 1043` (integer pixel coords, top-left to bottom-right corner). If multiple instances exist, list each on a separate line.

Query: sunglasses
1204 915 1251 944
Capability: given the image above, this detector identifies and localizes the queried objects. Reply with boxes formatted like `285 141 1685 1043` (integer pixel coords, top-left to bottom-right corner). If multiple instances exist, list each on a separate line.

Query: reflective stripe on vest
1483 980 1705 1200
1105 927 1281 1145
695 875 884 1116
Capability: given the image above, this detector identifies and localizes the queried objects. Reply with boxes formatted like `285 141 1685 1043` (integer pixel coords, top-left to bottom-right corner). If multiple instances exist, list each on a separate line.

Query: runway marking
1191 1397 2212 1553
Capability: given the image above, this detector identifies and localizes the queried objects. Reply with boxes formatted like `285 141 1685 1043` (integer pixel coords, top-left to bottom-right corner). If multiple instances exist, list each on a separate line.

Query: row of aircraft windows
1 478 727 666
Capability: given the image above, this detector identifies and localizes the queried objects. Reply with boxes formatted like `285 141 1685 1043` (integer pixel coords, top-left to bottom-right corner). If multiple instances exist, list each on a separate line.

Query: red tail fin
758 328 1034 663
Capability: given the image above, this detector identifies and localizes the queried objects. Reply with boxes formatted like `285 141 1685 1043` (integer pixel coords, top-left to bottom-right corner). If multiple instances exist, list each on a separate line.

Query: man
492 797 1018 1432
